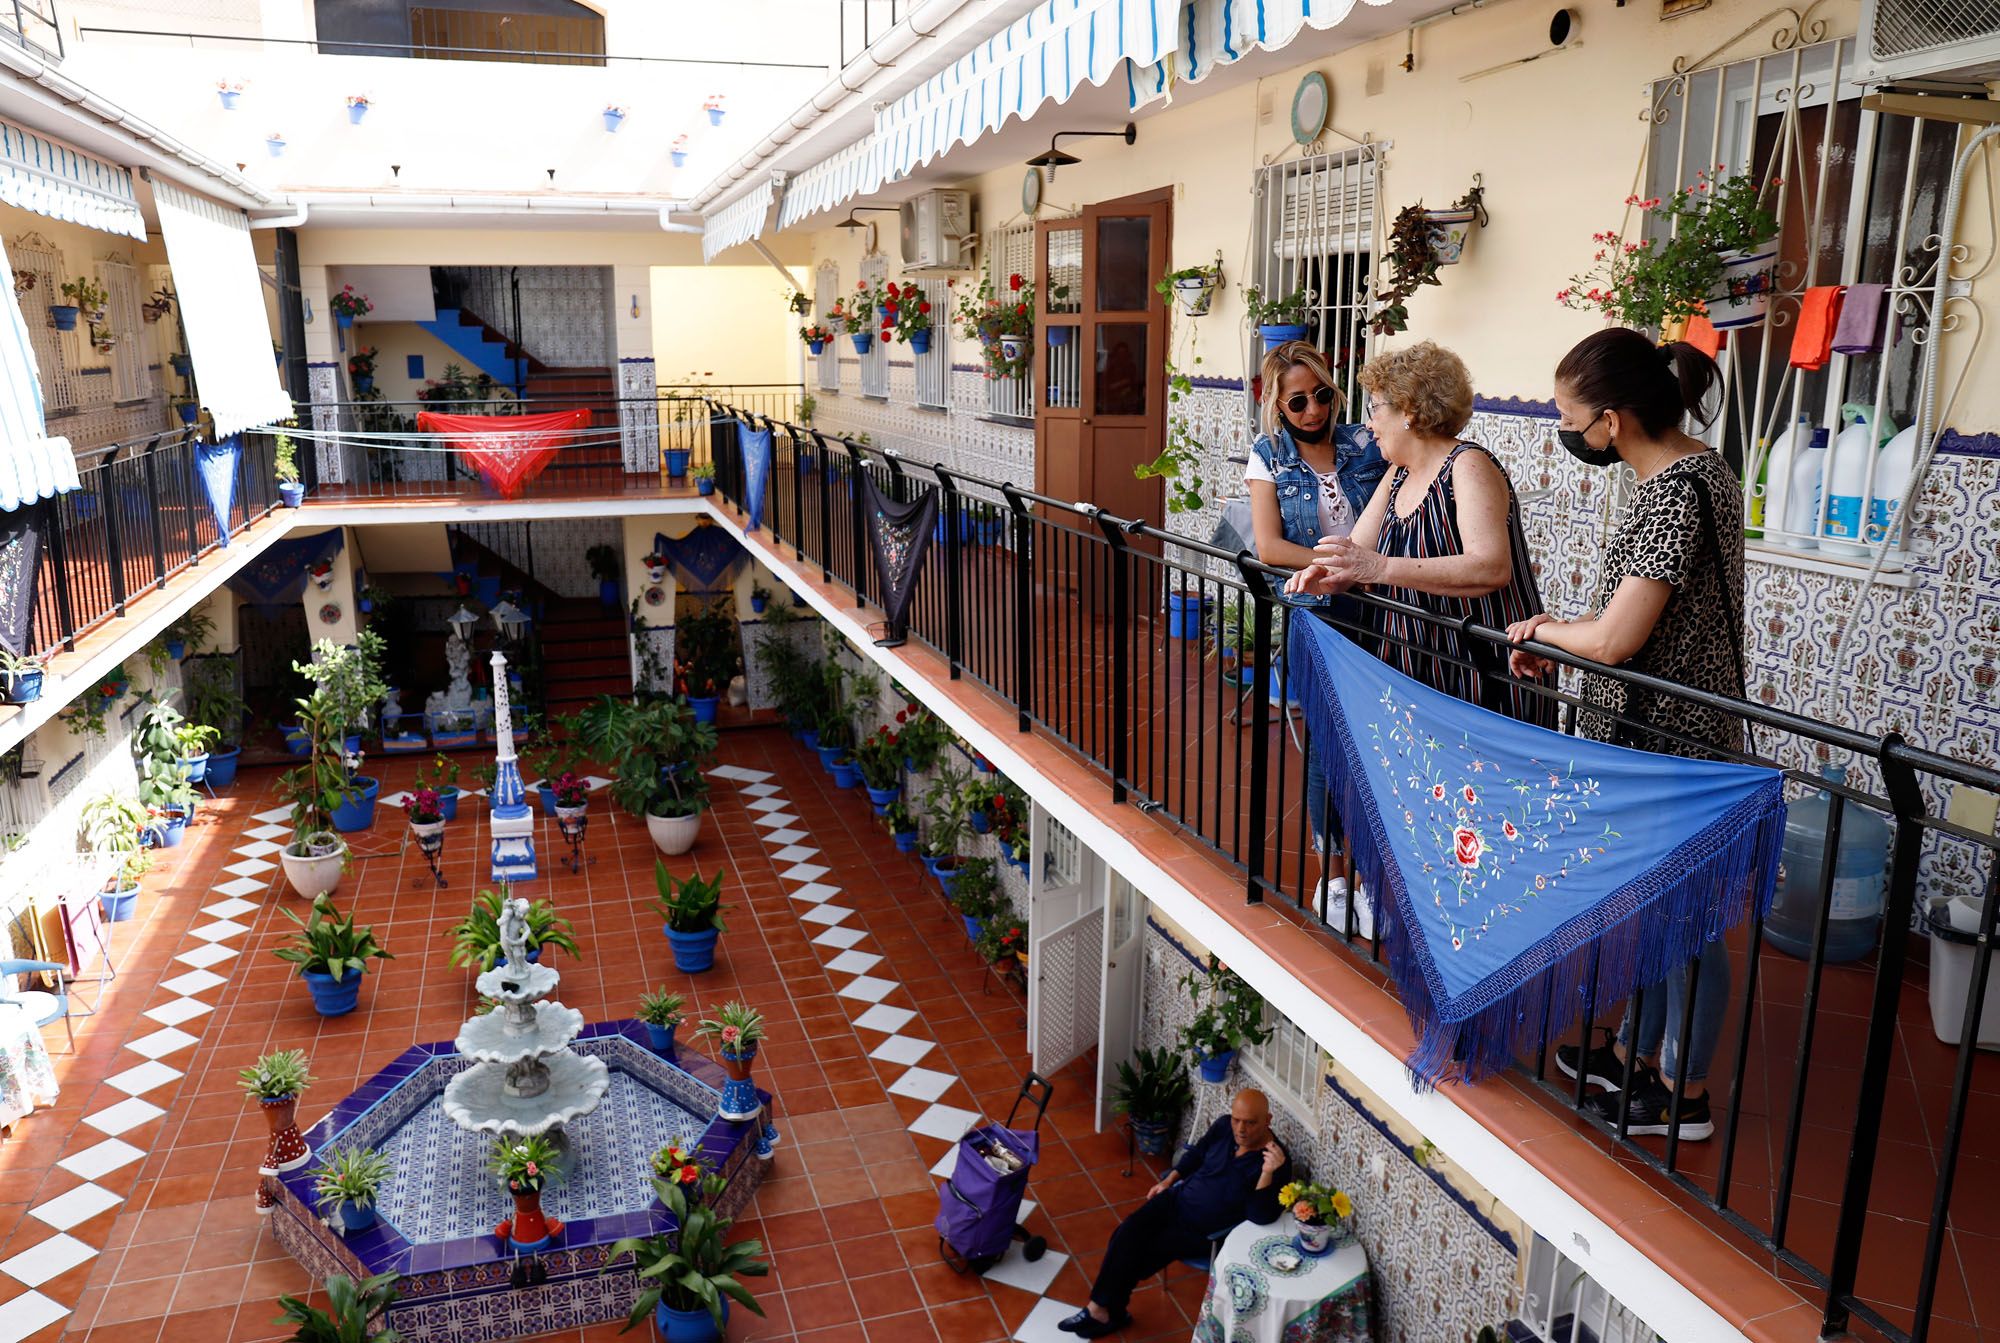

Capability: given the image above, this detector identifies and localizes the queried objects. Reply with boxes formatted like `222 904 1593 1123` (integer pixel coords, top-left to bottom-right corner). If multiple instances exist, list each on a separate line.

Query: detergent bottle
1822 403 1893 557
1866 423 1919 554
1780 427 1829 549
1759 415 1810 547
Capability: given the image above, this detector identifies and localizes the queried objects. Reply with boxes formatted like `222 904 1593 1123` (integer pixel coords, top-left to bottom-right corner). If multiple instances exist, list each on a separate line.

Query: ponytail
1555 327 1721 436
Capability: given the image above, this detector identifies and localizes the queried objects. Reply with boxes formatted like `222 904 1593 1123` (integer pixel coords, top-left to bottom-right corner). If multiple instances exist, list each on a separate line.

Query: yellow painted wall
648 265 808 389
346 321 509 405
0 202 178 392
296 227 809 270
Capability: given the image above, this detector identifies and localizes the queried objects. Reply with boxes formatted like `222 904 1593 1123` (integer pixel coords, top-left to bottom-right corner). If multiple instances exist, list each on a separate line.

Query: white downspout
249 201 309 229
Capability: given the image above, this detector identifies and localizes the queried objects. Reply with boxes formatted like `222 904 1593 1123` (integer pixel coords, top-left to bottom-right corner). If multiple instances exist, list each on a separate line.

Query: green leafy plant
312 1146 393 1217
974 918 1026 964
415 753 460 794
1559 169 1780 330
293 634 389 739
691 459 715 482
278 693 359 844
585 543 621 584
132 693 196 813
881 798 919 836
651 861 727 934
164 608 215 654
1242 283 1311 328
637 988 686 1028
60 276 108 312
447 887 579 971
1111 1045 1193 1124
272 1271 402 1343
275 893 393 981
885 280 933 344
894 705 949 772
491 1133 562 1194
570 695 716 821
693 1001 765 1054
80 791 149 886
1177 959 1274 1058
239 1048 314 1100
923 762 974 860
853 725 903 790
605 1174 768 1331
186 658 247 749
274 430 300 484
949 855 1001 920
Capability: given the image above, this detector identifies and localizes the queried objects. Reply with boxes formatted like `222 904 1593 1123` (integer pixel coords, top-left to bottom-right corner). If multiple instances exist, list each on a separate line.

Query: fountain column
488 651 537 882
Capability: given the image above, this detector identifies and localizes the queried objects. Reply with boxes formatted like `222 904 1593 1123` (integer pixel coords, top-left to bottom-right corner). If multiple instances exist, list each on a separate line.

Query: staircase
417 307 545 388
537 598 634 716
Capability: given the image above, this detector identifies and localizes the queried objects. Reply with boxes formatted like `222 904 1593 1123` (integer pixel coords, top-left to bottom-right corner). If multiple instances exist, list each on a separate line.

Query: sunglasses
1283 386 1337 415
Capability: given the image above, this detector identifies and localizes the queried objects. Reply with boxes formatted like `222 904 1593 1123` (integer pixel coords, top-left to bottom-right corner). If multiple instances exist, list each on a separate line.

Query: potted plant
1004 827 1033 877
328 285 372 329
881 798 920 854
691 459 716 496
576 694 718 856
347 344 377 394
278 697 354 898
643 549 669 583
176 719 220 789
974 917 1025 966
799 321 833 355
694 1001 765 1122
653 862 727 973
922 762 972 882
448 887 578 970
665 441 691 476
275 893 392 1016
703 93 725 125
1111 1046 1192 1157
638 988 686 1058
172 395 200 426
886 281 934 353
549 769 588 824
239 1048 316 1174
1177 959 1273 1082
0 648 44 704
854 726 902 811
602 102 626 132
949 857 1000 937
273 429 305 506
186 661 247 787
134 694 198 846
406 787 446 841
960 774 1004 835
749 583 771 615
649 1141 705 1196
1243 283 1312 351
275 1271 402 1342
81 792 151 922
491 1133 564 1250
266 132 287 157
670 134 689 168
896 705 947 773
312 1146 392 1233
575 542 618 608
1159 261 1223 316
1275 1177 1354 1256
216 80 244 110
1560 169 1779 334
415 753 460 819
60 276 107 325
345 93 370 124
833 287 877 354
606 1173 768 1342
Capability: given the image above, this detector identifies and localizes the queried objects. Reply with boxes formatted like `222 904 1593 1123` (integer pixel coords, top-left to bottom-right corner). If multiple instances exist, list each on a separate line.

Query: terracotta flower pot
259 1095 312 1173
494 1185 562 1250
716 1046 760 1122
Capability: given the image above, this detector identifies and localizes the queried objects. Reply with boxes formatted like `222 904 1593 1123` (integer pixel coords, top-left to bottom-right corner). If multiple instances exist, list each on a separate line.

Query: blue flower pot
750 595 767 614
665 448 691 477
603 110 624 132
348 103 368 125
437 788 459 821
282 723 310 756
815 744 844 772
354 375 373 394
153 810 189 848
893 830 918 853
910 329 931 354
968 810 992 835
808 339 825 355
165 639 186 661
206 746 241 788
1259 323 1308 352
1131 1119 1172 1156
831 760 860 789
48 305 78 331
962 914 983 941
303 967 362 1017
183 752 209 785
599 578 620 610
1196 1048 1237 1083
218 90 240 110
329 777 380 832
656 1298 726 1341
539 786 560 816
1047 326 1071 347
666 926 719 974
170 355 191 377
2 669 43 704
670 150 687 168
865 784 900 812
177 402 200 425
100 884 138 923
936 865 962 900
336 312 353 329
706 107 724 126
1167 590 1206 640
689 696 718 724
337 1200 376 1232
645 1021 679 1059
279 481 305 508
850 332 872 354
800 728 819 751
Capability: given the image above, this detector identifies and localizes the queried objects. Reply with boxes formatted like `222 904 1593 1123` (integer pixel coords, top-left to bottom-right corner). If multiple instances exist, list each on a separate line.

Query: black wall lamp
1026 122 1136 182
835 206 900 229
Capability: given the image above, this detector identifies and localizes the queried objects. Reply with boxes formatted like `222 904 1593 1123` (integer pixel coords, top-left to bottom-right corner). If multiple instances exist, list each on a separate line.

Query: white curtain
0 234 76 514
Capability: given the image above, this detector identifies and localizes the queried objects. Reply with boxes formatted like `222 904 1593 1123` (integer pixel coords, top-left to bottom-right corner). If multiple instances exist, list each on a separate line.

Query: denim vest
1250 423 1388 610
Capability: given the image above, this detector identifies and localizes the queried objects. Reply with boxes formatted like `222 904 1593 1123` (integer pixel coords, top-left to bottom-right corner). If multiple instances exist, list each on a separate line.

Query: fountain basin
266 1022 770 1342
455 999 588 1065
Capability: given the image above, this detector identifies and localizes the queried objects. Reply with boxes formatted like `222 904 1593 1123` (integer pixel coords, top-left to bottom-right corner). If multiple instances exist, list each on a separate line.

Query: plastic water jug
1866 423 1918 550
1822 404 1894 557
1780 428 1829 549
1760 415 1810 547
1764 763 1892 963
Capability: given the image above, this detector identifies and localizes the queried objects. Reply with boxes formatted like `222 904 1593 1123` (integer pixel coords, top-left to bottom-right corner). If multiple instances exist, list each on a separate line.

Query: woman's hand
1285 563 1348 597
1308 536 1386 589
1506 613 1556 679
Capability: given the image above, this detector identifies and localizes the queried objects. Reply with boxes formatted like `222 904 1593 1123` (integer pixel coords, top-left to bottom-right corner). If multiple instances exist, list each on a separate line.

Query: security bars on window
860 252 889 398
987 221 1035 421
814 260 840 393
1251 145 1380 422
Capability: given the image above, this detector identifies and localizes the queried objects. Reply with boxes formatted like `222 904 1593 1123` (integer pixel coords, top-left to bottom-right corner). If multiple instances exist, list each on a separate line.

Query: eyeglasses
1283 386 1337 415
1366 398 1389 419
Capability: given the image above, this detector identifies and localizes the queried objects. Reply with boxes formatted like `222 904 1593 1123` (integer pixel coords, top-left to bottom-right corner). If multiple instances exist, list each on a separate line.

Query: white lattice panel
100 259 152 404
13 232 78 414
986 223 1034 421
1032 907 1102 1076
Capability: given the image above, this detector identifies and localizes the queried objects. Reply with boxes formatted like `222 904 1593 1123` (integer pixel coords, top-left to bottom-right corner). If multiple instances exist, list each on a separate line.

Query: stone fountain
440 895 609 1148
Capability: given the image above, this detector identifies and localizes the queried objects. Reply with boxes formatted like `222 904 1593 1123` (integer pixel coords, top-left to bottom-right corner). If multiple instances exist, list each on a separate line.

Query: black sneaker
1587 1074 1714 1141
1555 1029 1635 1091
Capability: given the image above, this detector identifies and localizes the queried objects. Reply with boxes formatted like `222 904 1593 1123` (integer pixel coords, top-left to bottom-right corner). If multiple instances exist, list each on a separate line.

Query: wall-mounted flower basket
997 334 1026 364
850 332 873 354
1423 207 1479 266
48 305 77 331
909 329 931 354
1159 257 1224 316
604 107 626 133
704 97 725 126
266 135 287 157
670 150 687 167
1373 182 1485 337
1707 243 1777 330
176 401 199 425
218 84 242 110
170 353 191 376
347 97 369 125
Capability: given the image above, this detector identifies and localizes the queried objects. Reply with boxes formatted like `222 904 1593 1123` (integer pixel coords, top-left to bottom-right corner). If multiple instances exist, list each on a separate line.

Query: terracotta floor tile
928 1295 1006 1343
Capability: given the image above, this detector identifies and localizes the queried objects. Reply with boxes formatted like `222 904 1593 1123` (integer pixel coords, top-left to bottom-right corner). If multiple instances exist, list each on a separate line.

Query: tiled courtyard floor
0 727 1218 1343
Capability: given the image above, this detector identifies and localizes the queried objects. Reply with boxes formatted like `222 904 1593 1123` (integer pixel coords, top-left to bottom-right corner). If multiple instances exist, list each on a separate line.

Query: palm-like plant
272 1271 402 1342
446 887 579 971
274 893 394 981
606 1175 768 1331
571 695 717 820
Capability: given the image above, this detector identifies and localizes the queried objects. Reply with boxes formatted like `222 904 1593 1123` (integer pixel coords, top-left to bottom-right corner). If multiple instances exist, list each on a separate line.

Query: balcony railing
29 427 280 660
705 402 2000 1343
0 0 61 61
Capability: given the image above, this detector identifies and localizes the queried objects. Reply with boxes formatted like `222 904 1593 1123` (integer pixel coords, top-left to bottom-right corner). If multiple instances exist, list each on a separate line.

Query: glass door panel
1094 215 1152 312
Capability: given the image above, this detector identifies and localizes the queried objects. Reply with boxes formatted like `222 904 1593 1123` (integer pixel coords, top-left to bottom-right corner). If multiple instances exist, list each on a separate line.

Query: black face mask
1558 410 1619 467
1285 417 1331 445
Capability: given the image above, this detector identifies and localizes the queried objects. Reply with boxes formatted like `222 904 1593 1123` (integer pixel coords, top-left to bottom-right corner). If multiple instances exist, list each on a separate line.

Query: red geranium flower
1009 274 1023 291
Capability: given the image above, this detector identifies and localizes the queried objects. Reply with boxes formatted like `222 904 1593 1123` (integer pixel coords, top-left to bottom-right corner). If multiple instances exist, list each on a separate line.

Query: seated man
1060 1087 1291 1339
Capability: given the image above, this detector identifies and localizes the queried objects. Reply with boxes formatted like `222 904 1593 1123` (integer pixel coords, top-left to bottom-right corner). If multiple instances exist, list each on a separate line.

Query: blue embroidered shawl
1289 611 1785 1087
739 422 773 532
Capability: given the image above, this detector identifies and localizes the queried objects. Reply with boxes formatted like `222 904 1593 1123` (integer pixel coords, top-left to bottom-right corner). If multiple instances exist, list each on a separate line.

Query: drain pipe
249 200 309 229
0 41 270 206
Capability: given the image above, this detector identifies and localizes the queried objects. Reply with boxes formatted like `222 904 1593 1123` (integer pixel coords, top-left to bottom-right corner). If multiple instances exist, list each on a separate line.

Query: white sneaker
1319 877 1374 939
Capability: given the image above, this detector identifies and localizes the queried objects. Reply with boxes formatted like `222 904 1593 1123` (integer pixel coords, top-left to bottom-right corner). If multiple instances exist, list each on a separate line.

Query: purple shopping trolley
935 1072 1053 1273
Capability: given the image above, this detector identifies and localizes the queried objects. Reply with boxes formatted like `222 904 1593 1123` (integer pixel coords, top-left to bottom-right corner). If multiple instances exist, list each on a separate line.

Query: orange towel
1791 285 1845 369
1683 311 1722 358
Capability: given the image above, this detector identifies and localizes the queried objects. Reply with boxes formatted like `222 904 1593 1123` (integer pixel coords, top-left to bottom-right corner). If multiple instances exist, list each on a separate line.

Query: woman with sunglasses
1244 341 1386 915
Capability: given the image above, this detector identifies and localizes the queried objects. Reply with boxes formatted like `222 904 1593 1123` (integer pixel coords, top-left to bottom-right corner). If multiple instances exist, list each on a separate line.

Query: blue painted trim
1189 375 1245 391
1146 914 1210 971
1322 1071 1519 1254
49 751 82 793
1473 395 1559 420
308 360 339 370
618 355 656 364
1937 429 2000 458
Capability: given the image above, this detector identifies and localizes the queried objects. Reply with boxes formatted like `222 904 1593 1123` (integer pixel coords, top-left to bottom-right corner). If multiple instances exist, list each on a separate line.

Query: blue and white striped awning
873 0 1181 181
0 234 75 513
0 118 146 242
776 138 891 231
702 176 783 262
1128 0 1394 108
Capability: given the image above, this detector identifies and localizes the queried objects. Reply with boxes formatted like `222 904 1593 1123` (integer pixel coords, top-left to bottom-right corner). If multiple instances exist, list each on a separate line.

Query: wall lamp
1026 122 1136 182
834 206 899 229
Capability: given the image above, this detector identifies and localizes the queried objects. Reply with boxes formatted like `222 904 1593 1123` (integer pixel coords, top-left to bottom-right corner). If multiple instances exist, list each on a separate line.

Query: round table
0 1001 60 1130
1193 1212 1374 1343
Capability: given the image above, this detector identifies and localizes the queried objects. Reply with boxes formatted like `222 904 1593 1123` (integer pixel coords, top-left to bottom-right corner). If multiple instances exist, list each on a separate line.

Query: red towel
1683 311 1722 358
1791 286 1845 369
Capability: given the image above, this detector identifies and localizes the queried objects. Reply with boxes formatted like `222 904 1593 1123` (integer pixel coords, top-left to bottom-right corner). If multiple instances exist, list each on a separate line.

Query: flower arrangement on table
328 285 373 322
1276 1178 1353 1256
1558 168 1779 332
549 770 589 809
650 1141 706 1191
406 787 445 826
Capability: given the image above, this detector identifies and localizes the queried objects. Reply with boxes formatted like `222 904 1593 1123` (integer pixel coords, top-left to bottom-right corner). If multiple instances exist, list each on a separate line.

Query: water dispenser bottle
1764 763 1891 962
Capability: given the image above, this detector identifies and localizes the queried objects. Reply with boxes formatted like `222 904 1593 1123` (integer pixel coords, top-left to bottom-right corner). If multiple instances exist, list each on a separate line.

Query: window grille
1048 815 1081 886
1250 146 1380 418
1240 1006 1322 1119
1521 1232 1663 1343
986 222 1034 420
12 233 78 414
914 278 950 409
100 259 152 404
1642 38 1955 569
860 253 888 398
1043 227 1082 414
814 261 840 392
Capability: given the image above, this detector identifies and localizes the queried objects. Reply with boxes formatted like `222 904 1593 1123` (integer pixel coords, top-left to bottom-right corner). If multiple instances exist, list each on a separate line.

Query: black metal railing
0 0 61 61
839 0 902 70
707 401 2000 1343
30 427 281 660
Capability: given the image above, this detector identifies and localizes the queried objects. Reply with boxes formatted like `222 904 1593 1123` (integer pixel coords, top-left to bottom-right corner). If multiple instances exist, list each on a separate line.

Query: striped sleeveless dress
1369 442 1555 727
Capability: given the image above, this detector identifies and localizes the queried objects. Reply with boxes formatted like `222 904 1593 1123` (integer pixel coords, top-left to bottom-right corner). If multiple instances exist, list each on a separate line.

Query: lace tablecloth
1193 1213 1374 1343
0 1002 59 1128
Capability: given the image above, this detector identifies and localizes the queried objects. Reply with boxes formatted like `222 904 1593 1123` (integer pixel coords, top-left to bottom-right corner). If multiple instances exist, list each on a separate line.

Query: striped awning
0 118 146 242
0 234 74 512
873 0 1180 181
151 180 294 439
776 138 890 231
1129 0 1391 108
702 175 783 262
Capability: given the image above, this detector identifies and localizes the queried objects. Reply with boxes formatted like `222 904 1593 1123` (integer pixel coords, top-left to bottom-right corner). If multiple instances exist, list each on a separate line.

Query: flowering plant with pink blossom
693 1001 765 1058
491 1133 563 1193
1558 170 1778 332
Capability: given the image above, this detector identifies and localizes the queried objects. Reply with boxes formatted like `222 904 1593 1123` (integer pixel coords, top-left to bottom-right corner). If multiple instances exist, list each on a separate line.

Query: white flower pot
1172 276 1219 316
1423 208 1479 266
408 819 445 840
1708 242 1777 330
647 810 702 856
281 833 347 899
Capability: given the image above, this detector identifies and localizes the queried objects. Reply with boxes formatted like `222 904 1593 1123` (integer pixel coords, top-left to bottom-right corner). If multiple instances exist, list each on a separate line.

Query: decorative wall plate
1291 71 1331 146
318 603 341 624
644 585 666 607
1021 167 1043 216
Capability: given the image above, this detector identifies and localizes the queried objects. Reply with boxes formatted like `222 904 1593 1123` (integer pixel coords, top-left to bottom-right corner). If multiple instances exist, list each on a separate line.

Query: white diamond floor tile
869 1034 933 1066
58 1138 145 1182
27 1182 122 1231
251 806 292 823
708 765 772 783
1015 1297 1090 1343
174 943 237 969
213 876 268 898
231 839 283 859
851 1004 917 1034
761 828 808 845
836 975 897 1004
886 1067 956 1103
741 783 783 798
930 1147 959 1179
1020 1199 1038 1223
789 882 841 905
800 904 853 926
770 845 820 864
811 925 868 950
222 857 275 878
826 950 883 975
104 1060 182 1097
160 969 226 997
0 1232 96 1288
908 1103 981 1143
246 822 290 840
0 1290 67 1343
745 796 791 813
143 997 212 1028
124 1027 200 1060
200 897 259 920
982 1242 1071 1296
82 1097 164 1137
381 790 411 808
753 812 800 830
188 919 253 943
779 862 830 883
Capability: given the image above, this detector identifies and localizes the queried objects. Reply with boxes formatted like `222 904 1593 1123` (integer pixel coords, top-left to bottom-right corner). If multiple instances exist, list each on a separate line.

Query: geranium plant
885 281 932 343
347 345 377 382
548 770 588 808
853 725 903 791
328 285 373 321
1559 169 1779 331
406 787 444 825
799 321 834 347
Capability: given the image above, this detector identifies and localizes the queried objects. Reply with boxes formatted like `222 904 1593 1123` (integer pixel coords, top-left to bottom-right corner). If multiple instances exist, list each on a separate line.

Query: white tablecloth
0 1001 59 1129
1192 1212 1374 1343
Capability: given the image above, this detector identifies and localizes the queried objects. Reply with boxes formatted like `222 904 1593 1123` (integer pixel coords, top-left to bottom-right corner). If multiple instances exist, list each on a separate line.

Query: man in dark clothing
1059 1088 1290 1338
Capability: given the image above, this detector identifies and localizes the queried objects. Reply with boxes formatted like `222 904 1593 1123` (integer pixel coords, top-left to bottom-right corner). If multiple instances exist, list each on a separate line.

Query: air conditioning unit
1859 0 2000 86
899 190 973 271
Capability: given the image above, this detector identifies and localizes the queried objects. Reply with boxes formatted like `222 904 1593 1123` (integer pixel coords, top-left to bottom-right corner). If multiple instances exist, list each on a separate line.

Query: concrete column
299 265 346 484
613 264 658 475
301 527 359 647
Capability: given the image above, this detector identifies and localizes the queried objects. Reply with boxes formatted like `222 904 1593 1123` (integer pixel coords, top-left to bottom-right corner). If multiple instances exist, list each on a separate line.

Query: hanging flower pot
807 338 825 355
997 334 1026 363
850 331 873 354
670 150 688 168
1422 207 1479 266
1195 1047 1236 1083
347 97 369 125
218 88 242 111
1707 241 1777 330
705 103 725 127
170 353 191 377
909 328 932 354
603 107 626 133
48 305 78 331
1170 270 1222 315
266 135 286 158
